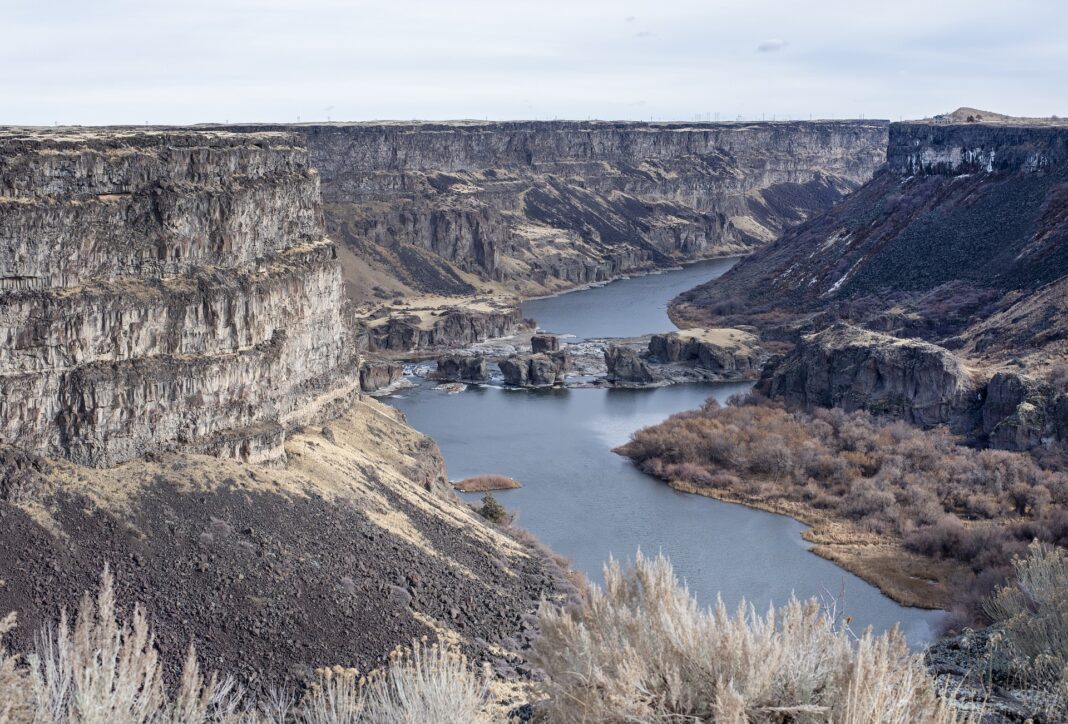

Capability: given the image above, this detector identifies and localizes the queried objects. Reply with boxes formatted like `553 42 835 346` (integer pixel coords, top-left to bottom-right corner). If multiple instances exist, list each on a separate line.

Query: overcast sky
2 0 1065 126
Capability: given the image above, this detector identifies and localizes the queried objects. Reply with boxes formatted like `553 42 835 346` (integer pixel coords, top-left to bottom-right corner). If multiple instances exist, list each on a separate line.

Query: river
387 259 945 645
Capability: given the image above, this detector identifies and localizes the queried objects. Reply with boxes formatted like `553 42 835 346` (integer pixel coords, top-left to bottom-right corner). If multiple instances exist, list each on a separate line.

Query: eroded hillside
672 114 1068 457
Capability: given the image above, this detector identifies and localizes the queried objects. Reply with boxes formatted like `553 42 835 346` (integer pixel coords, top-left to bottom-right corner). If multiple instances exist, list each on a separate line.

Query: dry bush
985 542 1068 688
299 640 488 724
617 394 1068 615
533 552 966 723
453 474 521 492
0 565 241 723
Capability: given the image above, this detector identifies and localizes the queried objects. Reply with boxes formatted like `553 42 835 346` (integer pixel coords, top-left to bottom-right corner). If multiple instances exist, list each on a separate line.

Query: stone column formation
0 129 360 466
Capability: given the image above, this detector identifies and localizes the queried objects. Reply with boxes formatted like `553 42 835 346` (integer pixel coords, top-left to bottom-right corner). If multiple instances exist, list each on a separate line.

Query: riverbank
662 479 961 609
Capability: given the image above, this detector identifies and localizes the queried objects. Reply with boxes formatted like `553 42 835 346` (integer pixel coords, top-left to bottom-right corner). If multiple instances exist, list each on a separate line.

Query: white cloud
0 0 1065 124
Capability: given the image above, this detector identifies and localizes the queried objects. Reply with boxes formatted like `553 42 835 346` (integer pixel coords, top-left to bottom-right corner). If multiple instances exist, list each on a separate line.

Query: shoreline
519 252 749 306
651 477 962 611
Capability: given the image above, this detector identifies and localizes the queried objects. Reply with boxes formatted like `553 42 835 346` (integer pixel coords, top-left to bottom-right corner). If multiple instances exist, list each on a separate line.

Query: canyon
221 120 889 351
3 113 1060 716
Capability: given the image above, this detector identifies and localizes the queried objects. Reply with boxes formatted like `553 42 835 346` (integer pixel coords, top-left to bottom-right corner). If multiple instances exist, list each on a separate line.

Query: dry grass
453 475 522 492
300 640 490 724
532 552 968 723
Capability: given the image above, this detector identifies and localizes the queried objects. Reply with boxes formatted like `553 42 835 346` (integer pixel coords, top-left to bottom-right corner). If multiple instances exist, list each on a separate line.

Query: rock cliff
0 129 360 466
225 120 888 303
757 324 982 430
675 112 1068 455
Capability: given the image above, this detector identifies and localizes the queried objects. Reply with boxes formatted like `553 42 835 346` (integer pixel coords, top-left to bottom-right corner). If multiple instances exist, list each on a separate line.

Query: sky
1 0 1065 126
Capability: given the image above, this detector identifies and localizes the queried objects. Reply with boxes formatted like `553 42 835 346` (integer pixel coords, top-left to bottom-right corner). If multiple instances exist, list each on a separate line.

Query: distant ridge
921 106 1067 126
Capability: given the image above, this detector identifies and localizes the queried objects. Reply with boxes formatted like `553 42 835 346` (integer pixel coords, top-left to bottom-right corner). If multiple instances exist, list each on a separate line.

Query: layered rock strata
0 129 359 466
224 120 888 302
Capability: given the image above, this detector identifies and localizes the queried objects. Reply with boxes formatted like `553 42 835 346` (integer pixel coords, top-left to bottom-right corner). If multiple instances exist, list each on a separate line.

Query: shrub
985 542 1068 687
533 552 965 723
477 494 511 525
617 394 1068 616
0 565 239 722
302 640 489 724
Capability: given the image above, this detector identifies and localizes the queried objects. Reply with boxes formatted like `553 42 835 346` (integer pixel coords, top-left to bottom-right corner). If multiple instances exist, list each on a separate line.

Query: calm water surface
389 261 945 644
520 257 740 341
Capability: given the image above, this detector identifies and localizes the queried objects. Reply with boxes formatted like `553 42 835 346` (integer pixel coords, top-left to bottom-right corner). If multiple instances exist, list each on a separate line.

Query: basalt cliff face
0 129 360 466
228 120 888 303
674 116 1068 455
0 128 571 694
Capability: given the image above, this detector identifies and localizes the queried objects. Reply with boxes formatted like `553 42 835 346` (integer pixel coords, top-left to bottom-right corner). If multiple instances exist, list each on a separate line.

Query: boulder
359 361 404 393
531 334 561 354
758 323 981 429
604 345 659 384
499 356 530 386
436 354 490 382
498 350 572 387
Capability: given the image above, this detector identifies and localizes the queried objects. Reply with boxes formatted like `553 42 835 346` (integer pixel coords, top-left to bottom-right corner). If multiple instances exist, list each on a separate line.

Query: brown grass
453 474 522 492
616 394 1068 620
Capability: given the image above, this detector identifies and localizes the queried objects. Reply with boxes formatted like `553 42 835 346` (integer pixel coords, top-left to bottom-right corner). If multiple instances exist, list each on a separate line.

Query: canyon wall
0 129 360 466
227 120 889 301
673 115 1068 454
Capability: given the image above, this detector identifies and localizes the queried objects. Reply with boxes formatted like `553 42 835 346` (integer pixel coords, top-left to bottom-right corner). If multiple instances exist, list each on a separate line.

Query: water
520 257 739 341
388 261 945 645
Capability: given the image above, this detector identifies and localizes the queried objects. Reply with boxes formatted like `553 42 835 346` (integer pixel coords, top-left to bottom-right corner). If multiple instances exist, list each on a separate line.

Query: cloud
757 39 788 52
624 15 636 22
635 31 654 38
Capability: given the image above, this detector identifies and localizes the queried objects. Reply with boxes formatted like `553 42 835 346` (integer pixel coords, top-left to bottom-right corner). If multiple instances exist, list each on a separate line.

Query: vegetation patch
453 474 522 492
616 394 1068 618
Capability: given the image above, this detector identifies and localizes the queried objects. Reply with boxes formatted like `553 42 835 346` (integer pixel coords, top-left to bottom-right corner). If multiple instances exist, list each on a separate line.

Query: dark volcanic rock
436 355 490 382
223 120 888 301
359 361 403 393
364 308 525 353
648 330 760 375
982 371 1068 452
0 404 573 696
498 351 571 387
531 333 561 354
604 345 659 385
758 323 981 429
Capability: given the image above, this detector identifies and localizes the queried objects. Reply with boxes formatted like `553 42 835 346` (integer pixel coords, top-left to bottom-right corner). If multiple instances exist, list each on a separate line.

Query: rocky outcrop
359 361 403 393
648 329 761 376
499 351 571 387
435 354 490 382
672 116 1068 363
362 306 526 352
0 129 359 466
224 120 888 302
604 345 659 385
982 371 1068 452
531 333 561 354
758 324 981 429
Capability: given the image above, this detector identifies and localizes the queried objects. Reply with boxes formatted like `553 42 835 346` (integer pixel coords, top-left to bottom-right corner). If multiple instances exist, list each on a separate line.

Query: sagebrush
533 552 967 723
